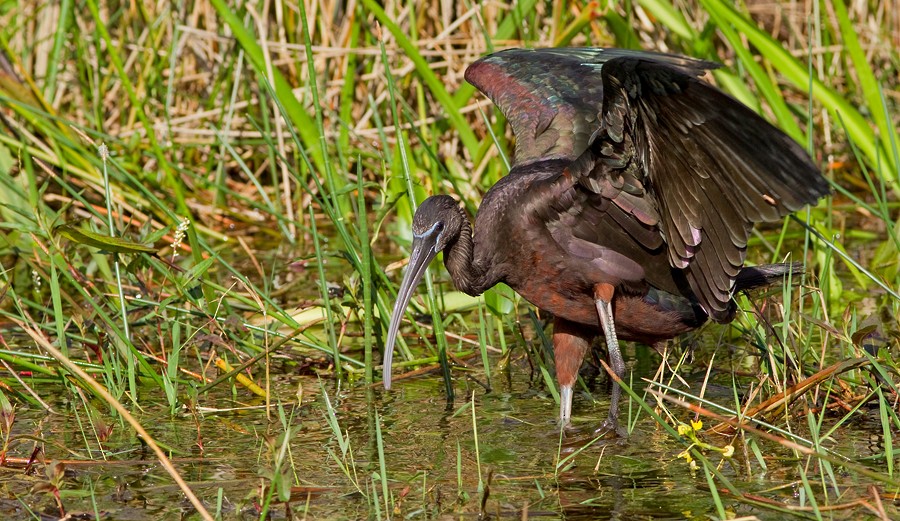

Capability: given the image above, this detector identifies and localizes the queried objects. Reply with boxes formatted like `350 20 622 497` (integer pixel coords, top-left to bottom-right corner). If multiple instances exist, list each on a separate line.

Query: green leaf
183 256 217 283
702 3 804 143
831 0 899 183
54 224 156 254
700 0 894 178
637 0 694 40
484 283 515 316
0 142 12 175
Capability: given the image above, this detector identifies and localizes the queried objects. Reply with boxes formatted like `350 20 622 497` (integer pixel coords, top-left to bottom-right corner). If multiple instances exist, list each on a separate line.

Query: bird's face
383 195 461 390
412 195 463 251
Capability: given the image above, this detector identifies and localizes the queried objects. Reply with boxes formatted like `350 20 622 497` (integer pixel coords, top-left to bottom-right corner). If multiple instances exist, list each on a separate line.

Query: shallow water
4 342 895 520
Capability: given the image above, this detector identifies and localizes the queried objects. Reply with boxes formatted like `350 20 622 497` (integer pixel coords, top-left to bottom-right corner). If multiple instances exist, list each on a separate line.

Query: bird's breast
508 247 611 326
507 247 706 345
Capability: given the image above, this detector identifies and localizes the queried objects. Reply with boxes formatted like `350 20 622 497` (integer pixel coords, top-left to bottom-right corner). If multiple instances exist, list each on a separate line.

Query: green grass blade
359 0 478 156
208 0 324 175
831 0 900 182
701 0 894 178
700 0 804 142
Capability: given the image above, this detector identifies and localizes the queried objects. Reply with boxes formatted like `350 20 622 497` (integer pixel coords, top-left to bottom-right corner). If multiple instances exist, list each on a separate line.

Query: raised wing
465 48 713 168
468 48 829 322
584 54 828 320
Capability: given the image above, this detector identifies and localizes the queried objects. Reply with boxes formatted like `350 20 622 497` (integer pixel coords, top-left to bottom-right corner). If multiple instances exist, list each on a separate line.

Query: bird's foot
557 422 609 452
594 417 628 439
555 417 581 438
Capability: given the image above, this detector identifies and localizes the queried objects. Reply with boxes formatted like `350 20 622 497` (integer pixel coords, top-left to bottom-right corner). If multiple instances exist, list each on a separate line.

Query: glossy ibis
383 48 829 435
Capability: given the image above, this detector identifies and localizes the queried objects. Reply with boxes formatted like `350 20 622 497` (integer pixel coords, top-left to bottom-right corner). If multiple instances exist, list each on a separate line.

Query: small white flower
171 217 191 258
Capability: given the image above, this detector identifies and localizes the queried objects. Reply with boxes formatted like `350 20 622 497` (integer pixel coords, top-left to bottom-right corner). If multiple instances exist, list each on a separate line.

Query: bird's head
411 195 466 252
383 195 464 390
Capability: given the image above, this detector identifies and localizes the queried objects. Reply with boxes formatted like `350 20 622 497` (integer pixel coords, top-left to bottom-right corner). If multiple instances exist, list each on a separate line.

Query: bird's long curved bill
383 232 440 390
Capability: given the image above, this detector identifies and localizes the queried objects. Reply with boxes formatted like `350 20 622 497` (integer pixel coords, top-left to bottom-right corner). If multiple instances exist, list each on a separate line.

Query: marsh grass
0 0 898 518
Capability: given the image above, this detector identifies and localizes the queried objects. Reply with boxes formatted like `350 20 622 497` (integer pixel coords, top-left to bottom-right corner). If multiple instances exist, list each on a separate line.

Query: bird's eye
414 221 442 240
434 222 445 246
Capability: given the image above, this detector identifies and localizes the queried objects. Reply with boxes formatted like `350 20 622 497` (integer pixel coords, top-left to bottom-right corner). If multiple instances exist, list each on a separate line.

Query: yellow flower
691 419 703 431
678 423 691 436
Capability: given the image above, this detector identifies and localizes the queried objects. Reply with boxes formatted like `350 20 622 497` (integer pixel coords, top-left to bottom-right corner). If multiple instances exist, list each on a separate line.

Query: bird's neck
443 215 492 296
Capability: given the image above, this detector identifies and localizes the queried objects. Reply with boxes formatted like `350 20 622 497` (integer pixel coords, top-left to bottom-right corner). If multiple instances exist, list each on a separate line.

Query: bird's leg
594 283 628 437
552 317 591 428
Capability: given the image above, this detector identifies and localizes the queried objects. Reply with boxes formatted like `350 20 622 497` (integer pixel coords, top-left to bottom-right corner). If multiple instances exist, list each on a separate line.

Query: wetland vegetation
0 0 898 519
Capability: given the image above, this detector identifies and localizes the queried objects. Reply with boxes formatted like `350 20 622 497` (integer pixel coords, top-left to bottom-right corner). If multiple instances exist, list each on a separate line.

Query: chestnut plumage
383 48 829 435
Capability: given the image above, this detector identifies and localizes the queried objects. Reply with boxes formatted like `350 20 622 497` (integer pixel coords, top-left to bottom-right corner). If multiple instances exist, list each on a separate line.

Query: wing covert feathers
466 48 829 321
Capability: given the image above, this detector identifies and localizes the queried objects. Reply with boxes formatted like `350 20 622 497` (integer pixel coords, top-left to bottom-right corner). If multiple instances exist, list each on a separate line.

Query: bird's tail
734 262 803 291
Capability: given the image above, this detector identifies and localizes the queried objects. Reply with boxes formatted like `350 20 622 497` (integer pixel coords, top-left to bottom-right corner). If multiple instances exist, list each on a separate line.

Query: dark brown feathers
466 48 829 322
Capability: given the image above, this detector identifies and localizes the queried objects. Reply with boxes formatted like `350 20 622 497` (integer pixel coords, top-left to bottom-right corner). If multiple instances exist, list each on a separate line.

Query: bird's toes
595 418 628 439
554 418 581 437
558 426 610 453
